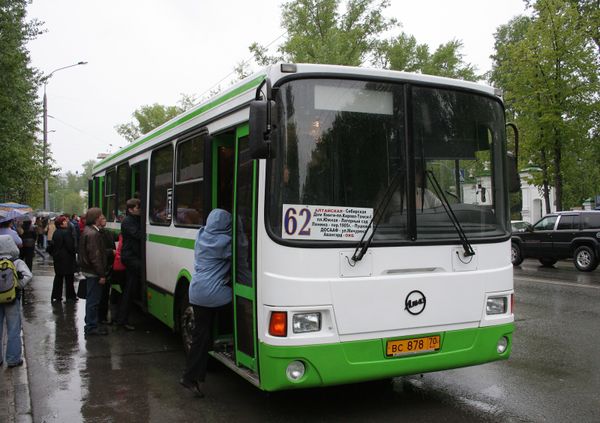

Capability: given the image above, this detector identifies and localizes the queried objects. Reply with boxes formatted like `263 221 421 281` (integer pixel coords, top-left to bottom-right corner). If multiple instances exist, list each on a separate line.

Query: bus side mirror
249 100 277 159
506 152 520 193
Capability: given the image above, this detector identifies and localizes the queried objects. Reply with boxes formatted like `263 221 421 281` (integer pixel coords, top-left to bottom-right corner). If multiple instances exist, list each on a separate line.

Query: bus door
232 124 258 373
131 160 148 310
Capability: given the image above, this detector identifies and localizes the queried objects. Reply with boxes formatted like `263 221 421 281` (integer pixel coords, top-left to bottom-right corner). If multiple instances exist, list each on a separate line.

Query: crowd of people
1 201 230 399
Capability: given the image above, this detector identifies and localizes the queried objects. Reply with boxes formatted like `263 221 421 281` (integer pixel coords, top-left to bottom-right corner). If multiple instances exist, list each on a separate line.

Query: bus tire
574 246 598 272
511 243 523 266
539 257 557 267
178 288 194 356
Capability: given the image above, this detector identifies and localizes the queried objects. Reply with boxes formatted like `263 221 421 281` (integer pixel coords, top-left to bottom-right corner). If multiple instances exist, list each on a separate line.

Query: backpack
0 258 19 304
113 233 126 272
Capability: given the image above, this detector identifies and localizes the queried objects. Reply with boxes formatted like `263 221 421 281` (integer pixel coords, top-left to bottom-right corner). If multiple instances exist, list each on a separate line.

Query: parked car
511 220 531 233
511 211 600 271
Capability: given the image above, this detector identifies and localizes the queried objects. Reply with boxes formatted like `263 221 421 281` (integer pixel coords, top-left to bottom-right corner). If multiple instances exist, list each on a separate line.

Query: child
0 235 33 367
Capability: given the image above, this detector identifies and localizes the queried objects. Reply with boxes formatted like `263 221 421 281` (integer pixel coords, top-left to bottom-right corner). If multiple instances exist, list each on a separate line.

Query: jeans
117 257 140 325
0 300 22 365
84 276 103 333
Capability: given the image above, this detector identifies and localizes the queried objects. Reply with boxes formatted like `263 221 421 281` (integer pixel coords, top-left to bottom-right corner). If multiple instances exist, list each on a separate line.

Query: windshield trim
263 75 510 249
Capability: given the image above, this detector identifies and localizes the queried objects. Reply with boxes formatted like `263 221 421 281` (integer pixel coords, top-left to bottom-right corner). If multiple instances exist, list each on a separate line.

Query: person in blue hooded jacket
180 208 232 398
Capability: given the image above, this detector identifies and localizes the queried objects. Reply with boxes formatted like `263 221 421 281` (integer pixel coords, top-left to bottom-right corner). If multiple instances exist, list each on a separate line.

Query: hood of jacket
0 235 19 259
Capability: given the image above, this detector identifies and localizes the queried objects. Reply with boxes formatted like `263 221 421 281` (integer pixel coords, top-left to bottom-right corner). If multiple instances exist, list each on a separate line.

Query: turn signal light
269 311 288 337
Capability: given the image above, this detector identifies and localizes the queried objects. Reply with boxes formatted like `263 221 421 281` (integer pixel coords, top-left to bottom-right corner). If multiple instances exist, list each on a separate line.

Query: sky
26 0 527 174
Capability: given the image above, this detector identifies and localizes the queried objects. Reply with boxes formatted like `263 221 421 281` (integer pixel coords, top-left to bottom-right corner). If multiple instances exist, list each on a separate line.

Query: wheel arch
174 269 192 333
570 237 599 255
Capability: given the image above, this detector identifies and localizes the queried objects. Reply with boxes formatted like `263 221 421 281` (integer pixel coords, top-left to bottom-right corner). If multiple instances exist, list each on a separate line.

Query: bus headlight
292 312 321 333
486 297 507 315
286 360 305 381
497 336 509 354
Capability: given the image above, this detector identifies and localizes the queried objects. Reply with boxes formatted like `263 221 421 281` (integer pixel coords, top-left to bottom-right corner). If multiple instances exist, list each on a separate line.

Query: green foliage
377 36 479 80
249 0 478 81
490 0 599 210
250 0 394 66
47 159 97 214
115 94 197 143
0 0 46 207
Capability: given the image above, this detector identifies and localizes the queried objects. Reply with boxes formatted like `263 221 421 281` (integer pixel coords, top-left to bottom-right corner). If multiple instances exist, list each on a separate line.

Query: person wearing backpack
0 235 32 367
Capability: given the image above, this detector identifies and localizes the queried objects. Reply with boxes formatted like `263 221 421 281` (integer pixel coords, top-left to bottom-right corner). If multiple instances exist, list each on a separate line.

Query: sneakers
179 378 205 398
7 360 23 368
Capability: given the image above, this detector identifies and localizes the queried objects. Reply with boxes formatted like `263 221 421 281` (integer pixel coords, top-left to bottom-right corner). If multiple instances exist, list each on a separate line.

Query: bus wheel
179 290 194 356
574 246 598 272
539 257 557 267
511 243 523 266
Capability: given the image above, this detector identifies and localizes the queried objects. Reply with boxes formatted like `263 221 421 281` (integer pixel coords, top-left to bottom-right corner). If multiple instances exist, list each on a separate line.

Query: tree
115 94 197 142
249 0 478 81
376 35 479 80
490 0 599 211
250 0 395 66
0 0 46 207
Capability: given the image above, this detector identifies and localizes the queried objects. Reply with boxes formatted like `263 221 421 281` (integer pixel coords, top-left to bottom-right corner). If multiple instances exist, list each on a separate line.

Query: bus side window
116 164 129 222
150 144 174 225
175 136 204 226
104 169 116 222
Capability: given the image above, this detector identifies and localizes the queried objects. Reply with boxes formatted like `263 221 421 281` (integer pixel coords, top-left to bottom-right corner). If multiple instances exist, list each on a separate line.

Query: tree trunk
541 150 552 214
553 130 563 211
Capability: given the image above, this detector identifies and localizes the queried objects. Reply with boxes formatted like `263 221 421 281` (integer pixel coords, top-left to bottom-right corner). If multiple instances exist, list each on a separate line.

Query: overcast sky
26 0 527 174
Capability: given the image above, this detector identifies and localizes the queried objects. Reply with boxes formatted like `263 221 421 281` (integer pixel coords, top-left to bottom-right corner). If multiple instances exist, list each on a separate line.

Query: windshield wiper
425 170 475 257
351 168 405 262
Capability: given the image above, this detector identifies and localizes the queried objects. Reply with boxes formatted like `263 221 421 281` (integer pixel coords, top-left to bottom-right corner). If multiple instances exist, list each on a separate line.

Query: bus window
150 144 173 225
104 169 116 222
93 177 101 208
175 136 204 226
116 164 129 222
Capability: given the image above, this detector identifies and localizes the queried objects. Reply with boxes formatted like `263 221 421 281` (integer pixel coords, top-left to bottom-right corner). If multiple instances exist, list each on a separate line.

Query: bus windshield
267 78 509 244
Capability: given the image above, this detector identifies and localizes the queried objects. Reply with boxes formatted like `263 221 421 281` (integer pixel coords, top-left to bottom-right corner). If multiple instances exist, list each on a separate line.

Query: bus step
209 350 260 387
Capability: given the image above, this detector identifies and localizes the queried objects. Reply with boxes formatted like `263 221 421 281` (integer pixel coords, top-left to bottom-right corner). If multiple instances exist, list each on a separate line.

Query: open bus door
232 124 259 376
131 160 148 311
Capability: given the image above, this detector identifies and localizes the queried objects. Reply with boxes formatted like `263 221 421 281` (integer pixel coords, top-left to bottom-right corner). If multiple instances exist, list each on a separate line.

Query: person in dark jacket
98 214 117 324
79 208 109 336
51 216 77 303
116 198 142 330
19 218 36 272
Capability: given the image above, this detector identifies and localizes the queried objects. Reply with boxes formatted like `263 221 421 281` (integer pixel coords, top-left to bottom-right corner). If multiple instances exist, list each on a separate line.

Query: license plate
386 335 441 357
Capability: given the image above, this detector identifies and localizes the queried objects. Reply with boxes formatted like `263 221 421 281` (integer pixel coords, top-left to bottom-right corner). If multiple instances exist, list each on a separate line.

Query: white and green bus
90 63 516 391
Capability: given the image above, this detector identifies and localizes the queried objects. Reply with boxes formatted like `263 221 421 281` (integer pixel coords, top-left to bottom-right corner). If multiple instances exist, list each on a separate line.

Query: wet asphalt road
21 260 600 423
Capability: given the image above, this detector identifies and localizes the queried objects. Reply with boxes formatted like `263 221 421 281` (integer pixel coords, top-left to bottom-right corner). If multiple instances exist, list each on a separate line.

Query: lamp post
43 61 88 210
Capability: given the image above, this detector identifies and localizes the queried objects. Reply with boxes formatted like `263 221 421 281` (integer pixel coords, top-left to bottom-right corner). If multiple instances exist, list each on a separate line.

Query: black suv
511 211 600 271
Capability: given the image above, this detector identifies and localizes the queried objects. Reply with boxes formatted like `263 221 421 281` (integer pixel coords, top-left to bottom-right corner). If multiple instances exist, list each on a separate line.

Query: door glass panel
557 215 575 230
235 136 254 287
534 216 557 231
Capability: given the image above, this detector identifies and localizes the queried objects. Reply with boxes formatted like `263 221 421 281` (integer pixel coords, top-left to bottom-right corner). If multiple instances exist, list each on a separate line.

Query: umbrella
0 209 30 223
0 202 33 213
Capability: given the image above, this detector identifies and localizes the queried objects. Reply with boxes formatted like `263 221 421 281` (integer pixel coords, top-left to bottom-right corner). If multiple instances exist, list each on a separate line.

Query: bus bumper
258 323 514 391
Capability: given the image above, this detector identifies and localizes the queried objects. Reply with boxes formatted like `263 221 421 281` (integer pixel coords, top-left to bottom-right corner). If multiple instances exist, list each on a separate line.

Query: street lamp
43 61 88 210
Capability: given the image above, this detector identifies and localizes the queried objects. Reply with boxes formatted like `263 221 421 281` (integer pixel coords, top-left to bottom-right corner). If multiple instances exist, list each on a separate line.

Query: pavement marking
515 276 600 290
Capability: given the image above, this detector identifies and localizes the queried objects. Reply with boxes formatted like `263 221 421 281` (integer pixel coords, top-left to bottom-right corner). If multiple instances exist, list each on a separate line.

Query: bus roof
93 63 500 174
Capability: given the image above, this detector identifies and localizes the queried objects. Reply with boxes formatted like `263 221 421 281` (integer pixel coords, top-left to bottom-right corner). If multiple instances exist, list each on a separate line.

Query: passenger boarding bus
89 63 516 391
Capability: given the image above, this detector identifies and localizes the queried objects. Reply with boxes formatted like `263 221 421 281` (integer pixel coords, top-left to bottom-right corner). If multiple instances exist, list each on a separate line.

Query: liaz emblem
405 290 426 315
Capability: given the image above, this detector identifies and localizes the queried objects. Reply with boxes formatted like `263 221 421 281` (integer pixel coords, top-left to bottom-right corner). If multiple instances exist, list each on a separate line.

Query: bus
90 63 516 391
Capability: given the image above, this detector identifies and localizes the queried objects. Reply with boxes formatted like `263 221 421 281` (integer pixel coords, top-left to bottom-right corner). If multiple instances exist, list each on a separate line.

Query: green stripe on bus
147 286 175 329
94 74 265 170
147 233 195 249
